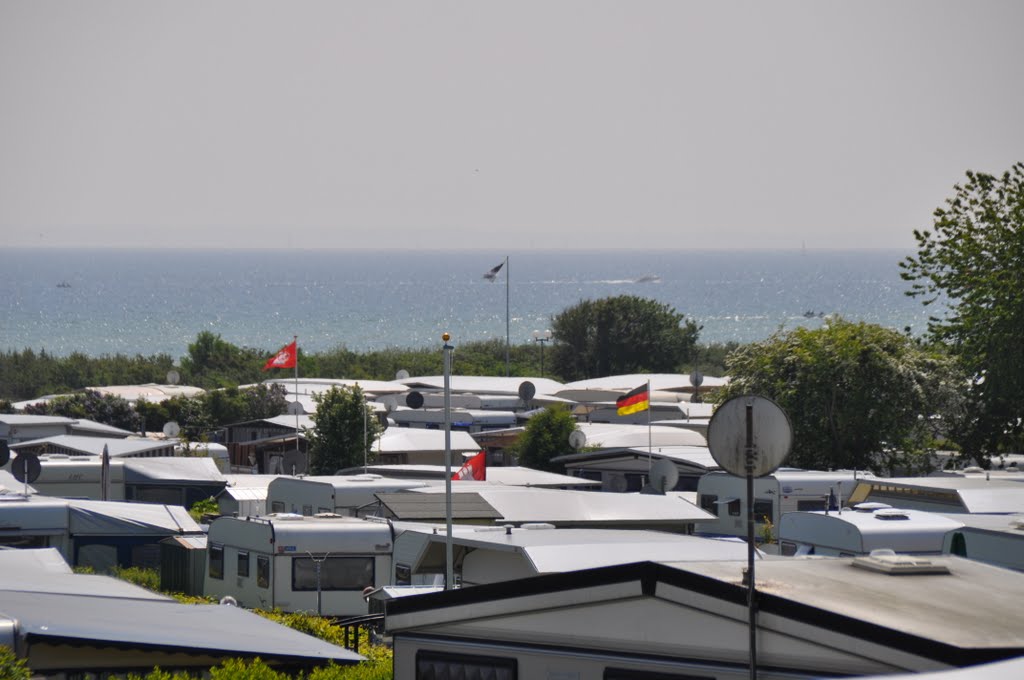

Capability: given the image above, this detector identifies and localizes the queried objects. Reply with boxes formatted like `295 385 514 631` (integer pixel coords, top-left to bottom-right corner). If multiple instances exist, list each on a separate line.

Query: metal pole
745 399 757 680
293 335 300 464
504 256 510 377
307 551 329 617
443 333 455 589
363 395 368 474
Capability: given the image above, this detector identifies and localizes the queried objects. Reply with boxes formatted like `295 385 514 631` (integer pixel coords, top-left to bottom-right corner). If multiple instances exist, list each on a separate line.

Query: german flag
616 383 649 416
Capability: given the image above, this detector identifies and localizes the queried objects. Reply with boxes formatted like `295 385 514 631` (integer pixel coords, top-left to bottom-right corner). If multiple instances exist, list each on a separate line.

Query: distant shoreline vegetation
0 331 738 402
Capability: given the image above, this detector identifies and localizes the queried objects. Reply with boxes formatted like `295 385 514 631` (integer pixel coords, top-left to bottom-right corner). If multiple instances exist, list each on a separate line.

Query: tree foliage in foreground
307 386 381 475
512 404 579 473
900 162 1024 458
549 295 700 381
718 318 964 474
24 389 143 433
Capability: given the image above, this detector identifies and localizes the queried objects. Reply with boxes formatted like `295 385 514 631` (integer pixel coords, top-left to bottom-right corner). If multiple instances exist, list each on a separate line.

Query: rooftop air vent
521 522 556 530
268 513 304 521
853 502 892 512
873 509 910 520
313 512 343 519
853 549 950 575
962 466 984 474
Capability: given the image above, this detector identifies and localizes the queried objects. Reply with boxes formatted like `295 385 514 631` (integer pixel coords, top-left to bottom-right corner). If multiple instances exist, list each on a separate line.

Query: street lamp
532 329 552 377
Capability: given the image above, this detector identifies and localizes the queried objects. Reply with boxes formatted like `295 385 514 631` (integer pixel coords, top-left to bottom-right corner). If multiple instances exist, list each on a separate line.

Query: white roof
284 474 429 494
0 414 75 426
262 414 316 430
575 422 706 448
349 464 599 488
261 377 410 396
375 428 480 453
0 469 36 495
398 375 566 396
89 384 206 401
779 509 965 553
67 419 137 437
406 526 756 573
560 373 728 392
210 515 392 553
11 435 174 457
408 486 714 525
0 495 201 535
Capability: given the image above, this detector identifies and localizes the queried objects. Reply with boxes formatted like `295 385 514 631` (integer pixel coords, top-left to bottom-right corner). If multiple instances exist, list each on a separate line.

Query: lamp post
532 329 552 377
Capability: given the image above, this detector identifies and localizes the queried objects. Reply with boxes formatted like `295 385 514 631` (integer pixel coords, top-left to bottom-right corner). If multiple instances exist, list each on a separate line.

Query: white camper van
203 514 394 616
266 475 429 517
696 469 872 538
778 506 964 556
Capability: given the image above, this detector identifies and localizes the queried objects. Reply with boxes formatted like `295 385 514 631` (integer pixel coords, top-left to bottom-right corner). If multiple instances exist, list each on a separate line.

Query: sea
0 248 942 360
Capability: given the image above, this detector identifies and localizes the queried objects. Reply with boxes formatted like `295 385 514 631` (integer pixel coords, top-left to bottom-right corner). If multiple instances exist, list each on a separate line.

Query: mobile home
778 506 964 556
203 514 394 616
266 475 429 517
696 469 872 538
846 477 1024 514
943 513 1024 571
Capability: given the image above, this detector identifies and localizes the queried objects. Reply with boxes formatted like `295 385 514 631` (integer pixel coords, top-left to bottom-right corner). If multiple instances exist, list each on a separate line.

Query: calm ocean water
0 248 939 360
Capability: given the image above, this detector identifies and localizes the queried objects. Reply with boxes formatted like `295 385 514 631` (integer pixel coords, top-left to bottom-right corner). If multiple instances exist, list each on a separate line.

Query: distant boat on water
634 274 661 284
56 281 71 289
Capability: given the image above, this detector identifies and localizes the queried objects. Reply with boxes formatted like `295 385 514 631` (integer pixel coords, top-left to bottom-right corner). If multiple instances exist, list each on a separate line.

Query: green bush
112 566 161 592
0 646 30 680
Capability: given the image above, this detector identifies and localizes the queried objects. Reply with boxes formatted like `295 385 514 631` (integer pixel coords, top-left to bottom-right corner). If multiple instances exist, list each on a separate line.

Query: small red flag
263 340 297 371
453 451 486 481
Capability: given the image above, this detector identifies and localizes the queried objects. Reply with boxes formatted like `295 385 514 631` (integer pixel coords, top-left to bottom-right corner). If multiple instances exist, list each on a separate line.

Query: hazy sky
2 1 1022 251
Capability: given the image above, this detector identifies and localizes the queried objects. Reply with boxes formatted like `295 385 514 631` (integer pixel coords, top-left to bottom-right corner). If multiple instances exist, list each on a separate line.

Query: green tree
513 404 579 473
24 389 143 432
180 332 268 389
549 296 700 381
0 645 30 680
718 318 964 474
900 163 1024 458
307 386 381 475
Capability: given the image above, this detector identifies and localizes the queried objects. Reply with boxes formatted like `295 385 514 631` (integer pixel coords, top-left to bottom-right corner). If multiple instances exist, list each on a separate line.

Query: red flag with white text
263 340 297 371
453 451 486 481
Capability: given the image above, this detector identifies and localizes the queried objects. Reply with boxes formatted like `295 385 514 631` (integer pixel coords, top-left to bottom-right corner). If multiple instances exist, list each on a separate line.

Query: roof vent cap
853 502 892 512
873 508 910 520
520 522 556 530
853 549 950 575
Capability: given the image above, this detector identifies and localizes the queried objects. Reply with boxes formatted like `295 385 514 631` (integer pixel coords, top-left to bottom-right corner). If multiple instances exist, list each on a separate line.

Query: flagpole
504 255 510 377
293 335 299 459
647 379 653 473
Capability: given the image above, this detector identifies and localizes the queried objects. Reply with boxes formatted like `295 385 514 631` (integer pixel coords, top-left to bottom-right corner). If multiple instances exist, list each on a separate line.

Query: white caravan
203 514 394 616
696 469 872 538
943 514 1024 571
778 506 964 556
266 475 429 517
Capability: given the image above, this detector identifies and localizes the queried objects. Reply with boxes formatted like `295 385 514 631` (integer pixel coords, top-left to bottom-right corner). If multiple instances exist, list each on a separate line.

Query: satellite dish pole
442 332 455 590
708 395 792 680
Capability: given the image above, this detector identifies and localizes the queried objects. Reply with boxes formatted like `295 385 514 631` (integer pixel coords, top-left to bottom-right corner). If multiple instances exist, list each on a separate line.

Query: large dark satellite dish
12 453 42 484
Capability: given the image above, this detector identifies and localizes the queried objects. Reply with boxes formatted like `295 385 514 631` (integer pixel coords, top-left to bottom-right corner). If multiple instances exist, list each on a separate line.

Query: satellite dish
163 421 181 437
568 430 587 450
12 453 41 484
166 369 180 385
518 380 536 403
286 401 305 416
382 396 398 412
395 369 410 380
0 442 9 467
690 369 704 388
649 459 679 493
707 395 792 478
406 391 424 409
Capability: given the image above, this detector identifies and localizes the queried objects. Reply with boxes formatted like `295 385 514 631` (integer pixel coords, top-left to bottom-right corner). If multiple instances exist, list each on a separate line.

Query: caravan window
271 501 285 514
237 550 250 578
699 494 718 514
753 499 774 524
727 499 741 517
292 556 374 591
797 499 826 511
257 556 270 589
415 650 516 680
209 544 224 580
